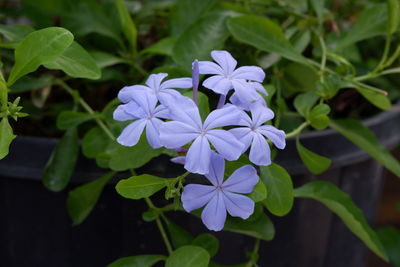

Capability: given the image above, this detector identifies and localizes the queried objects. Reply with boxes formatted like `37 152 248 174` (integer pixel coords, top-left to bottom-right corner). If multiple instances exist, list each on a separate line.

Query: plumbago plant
1 0 400 266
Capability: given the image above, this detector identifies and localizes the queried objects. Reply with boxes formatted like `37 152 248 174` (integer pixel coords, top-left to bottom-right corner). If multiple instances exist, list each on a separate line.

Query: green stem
285 122 309 139
318 35 327 82
145 197 173 255
245 238 261 267
0 79 7 111
56 79 115 140
384 44 400 67
374 34 392 73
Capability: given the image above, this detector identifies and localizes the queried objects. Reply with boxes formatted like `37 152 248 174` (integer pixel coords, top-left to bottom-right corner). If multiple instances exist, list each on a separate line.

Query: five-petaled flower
230 104 286 165
181 152 259 231
114 90 169 148
118 73 192 105
199 50 266 103
159 96 244 174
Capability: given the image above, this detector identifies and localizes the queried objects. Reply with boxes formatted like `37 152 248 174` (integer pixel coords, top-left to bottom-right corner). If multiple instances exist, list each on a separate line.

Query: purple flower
199 50 265 103
118 73 192 105
159 96 244 174
181 152 259 231
230 82 268 111
230 105 286 165
114 90 169 148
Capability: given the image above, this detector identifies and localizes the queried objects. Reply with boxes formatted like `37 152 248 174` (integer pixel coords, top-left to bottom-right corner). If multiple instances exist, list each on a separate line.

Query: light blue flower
230 104 286 165
159 96 244 174
114 90 169 148
181 152 259 231
199 50 265 103
118 73 192 105
229 82 268 110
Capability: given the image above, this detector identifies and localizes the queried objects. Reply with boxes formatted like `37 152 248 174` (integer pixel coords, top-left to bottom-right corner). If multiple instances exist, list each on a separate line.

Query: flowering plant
1 0 400 266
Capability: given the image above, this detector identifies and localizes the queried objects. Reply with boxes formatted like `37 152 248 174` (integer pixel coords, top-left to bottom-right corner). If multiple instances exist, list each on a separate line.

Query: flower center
199 129 207 136
147 114 153 120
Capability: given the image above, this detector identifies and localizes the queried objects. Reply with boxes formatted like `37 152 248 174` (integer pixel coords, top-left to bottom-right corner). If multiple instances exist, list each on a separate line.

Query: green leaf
309 0 325 23
377 227 400 266
183 91 210 120
109 136 164 171
82 127 110 158
141 37 176 56
248 180 268 202
227 15 309 65
0 24 34 47
224 205 275 241
356 87 391 110
67 172 115 225
170 0 216 36
330 119 400 177
56 111 94 130
282 63 319 93
192 234 219 258
115 174 170 200
260 164 294 216
0 118 16 160
294 181 388 261
91 51 125 69
336 4 388 49
44 41 101 80
164 217 193 249
42 128 79 192
309 104 330 130
116 0 137 54
293 91 318 119
387 0 399 34
173 12 230 69
107 254 166 267
8 27 74 86
9 75 52 93
296 139 331 174
165 245 210 267
315 74 342 99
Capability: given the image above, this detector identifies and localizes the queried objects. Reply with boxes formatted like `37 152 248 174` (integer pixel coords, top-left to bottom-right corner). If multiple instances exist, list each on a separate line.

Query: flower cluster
114 50 286 231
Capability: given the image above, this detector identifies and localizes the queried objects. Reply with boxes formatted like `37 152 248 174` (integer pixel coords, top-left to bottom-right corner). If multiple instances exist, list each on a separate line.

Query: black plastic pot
1 106 400 267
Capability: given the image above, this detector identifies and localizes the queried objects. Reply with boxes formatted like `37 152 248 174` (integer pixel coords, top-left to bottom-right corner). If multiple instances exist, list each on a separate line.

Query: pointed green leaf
116 0 137 54
116 174 170 199
260 164 294 216
248 180 268 202
296 139 331 174
141 37 176 56
107 255 166 267
8 27 74 86
330 119 400 177
192 234 219 258
82 126 110 158
377 227 400 266
293 91 318 118
227 15 309 65
0 118 16 160
387 0 399 34
56 111 95 130
67 172 115 225
164 217 193 249
44 41 101 79
42 128 79 192
356 87 391 110
165 246 210 267
295 181 388 261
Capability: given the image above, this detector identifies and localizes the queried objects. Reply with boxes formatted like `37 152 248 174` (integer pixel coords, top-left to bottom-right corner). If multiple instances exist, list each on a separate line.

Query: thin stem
318 35 327 82
56 79 115 140
0 79 7 111
374 34 392 73
285 122 309 139
145 197 173 255
245 238 261 267
384 44 400 67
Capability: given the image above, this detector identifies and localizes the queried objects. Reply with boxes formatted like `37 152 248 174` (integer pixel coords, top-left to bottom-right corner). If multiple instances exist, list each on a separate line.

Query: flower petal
153 104 170 119
116 119 146 147
203 104 241 130
201 191 227 231
167 96 202 129
113 103 137 121
145 73 168 90
250 104 274 127
223 191 255 219
185 136 212 175
211 50 237 75
171 156 186 165
198 61 224 75
159 121 198 148
202 75 232 95
145 118 163 148
249 133 271 165
231 79 261 103
259 125 286 149
161 77 192 90
229 127 254 152
130 89 158 116
231 66 265 82
250 82 268 96
205 152 225 186
181 184 216 212
158 89 183 106
223 165 259 193
118 85 150 103
206 129 244 161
